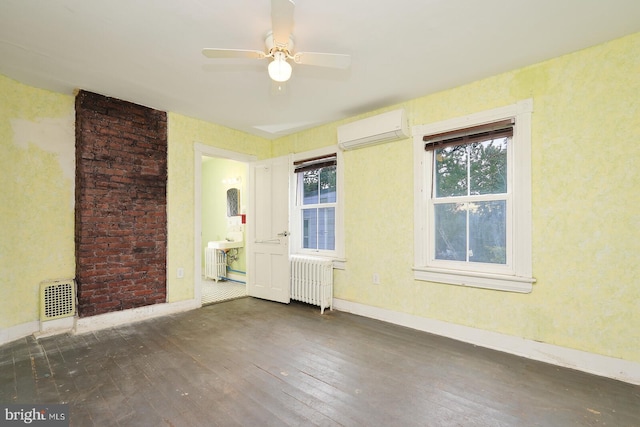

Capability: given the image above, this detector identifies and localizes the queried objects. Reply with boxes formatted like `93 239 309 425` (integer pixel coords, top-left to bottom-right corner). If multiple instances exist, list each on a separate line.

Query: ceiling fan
202 0 351 83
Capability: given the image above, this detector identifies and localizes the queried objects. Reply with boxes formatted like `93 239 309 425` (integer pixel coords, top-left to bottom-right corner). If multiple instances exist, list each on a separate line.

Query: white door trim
194 143 257 303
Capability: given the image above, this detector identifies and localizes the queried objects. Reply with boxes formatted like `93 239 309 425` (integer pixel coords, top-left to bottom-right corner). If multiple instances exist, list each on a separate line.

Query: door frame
193 143 257 304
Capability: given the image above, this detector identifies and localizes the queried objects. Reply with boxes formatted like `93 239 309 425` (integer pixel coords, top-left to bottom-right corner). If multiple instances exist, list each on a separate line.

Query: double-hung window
413 100 535 292
429 120 512 266
292 147 344 263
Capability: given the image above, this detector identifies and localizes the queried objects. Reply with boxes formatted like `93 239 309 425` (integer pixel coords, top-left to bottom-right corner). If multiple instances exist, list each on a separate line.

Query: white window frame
413 99 535 293
291 146 345 268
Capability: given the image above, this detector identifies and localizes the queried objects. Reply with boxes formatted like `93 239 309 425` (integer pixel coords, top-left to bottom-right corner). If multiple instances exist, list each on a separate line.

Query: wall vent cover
40 280 76 321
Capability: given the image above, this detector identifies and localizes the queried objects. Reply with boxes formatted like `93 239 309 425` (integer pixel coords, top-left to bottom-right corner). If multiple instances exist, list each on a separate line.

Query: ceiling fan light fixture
202 1 351 84
268 51 292 82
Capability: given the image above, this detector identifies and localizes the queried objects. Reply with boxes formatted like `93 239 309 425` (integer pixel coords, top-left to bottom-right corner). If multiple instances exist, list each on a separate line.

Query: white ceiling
1 0 639 139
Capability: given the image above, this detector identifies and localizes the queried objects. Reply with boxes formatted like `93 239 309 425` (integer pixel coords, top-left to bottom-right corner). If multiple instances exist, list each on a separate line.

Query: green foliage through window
433 138 508 264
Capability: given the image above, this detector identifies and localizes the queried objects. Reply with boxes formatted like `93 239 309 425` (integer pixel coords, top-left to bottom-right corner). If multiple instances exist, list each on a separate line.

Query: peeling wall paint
11 114 75 178
0 75 75 328
11 114 75 208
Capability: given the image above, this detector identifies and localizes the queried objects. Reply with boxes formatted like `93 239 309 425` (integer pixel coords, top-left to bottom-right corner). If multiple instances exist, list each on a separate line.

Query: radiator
290 255 333 314
39 279 76 321
205 248 226 281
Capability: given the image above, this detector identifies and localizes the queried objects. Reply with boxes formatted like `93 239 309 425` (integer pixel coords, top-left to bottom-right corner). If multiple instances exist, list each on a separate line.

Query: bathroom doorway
194 144 256 306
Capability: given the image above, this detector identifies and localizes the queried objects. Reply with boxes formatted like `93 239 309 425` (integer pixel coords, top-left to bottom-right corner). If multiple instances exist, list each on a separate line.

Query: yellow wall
1 32 637 364
0 75 75 328
273 32 640 363
166 113 269 302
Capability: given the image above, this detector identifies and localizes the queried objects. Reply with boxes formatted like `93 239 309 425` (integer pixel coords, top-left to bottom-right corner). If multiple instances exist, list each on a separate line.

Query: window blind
423 119 514 151
293 154 337 173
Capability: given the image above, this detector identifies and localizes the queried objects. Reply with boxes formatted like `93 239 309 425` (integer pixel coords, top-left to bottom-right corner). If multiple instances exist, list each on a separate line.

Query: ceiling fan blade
293 52 351 69
271 0 295 48
202 48 266 60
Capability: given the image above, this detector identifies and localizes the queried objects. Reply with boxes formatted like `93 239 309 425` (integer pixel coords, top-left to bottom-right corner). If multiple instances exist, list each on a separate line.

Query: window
413 100 535 292
298 159 336 251
429 120 512 266
292 147 345 263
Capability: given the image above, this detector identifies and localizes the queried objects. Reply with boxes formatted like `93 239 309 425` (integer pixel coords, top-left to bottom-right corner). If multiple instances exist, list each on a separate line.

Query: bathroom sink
208 240 243 250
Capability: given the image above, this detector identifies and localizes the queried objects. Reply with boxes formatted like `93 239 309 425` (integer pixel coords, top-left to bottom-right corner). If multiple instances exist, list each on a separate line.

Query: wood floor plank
1 298 639 426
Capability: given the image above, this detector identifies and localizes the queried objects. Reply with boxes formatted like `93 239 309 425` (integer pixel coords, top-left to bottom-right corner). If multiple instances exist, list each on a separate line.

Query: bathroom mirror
227 188 240 217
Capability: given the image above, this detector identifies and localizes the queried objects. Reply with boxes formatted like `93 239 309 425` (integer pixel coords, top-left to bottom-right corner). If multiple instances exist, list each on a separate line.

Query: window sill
413 267 534 293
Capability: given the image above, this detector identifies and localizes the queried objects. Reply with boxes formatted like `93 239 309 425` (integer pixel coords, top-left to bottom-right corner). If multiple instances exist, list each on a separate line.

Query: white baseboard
0 299 201 345
333 298 640 385
0 320 40 346
74 298 201 335
34 316 76 339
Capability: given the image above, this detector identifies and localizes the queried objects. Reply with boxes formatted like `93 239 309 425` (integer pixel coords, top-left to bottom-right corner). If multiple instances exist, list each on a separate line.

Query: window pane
302 170 319 205
302 209 317 249
319 166 337 203
434 203 466 261
302 207 335 250
470 138 508 195
435 146 468 197
317 207 335 250
469 201 506 264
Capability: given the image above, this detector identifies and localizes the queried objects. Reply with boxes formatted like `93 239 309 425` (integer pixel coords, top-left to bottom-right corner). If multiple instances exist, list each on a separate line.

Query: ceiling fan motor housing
265 31 294 56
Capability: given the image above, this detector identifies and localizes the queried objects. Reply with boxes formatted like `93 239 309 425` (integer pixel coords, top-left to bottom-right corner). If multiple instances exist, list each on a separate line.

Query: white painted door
246 155 290 303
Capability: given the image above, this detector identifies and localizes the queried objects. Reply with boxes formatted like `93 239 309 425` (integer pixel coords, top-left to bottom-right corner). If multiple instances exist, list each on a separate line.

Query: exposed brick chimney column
75 91 167 317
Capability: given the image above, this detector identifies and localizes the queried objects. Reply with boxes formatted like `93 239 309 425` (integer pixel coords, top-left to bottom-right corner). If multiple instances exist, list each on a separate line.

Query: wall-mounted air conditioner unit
337 108 409 151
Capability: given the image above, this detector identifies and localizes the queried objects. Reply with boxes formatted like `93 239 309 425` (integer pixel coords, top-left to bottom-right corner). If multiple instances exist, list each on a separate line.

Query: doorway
194 144 256 305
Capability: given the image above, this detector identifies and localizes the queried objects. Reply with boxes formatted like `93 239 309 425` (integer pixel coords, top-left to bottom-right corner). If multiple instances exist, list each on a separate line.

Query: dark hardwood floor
1 297 639 426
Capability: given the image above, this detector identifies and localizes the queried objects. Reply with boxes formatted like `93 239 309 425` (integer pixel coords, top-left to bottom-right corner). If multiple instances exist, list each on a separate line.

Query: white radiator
290 255 333 314
205 248 226 281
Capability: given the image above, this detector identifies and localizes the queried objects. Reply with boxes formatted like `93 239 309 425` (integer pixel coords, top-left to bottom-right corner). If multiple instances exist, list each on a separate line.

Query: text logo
1 405 68 426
